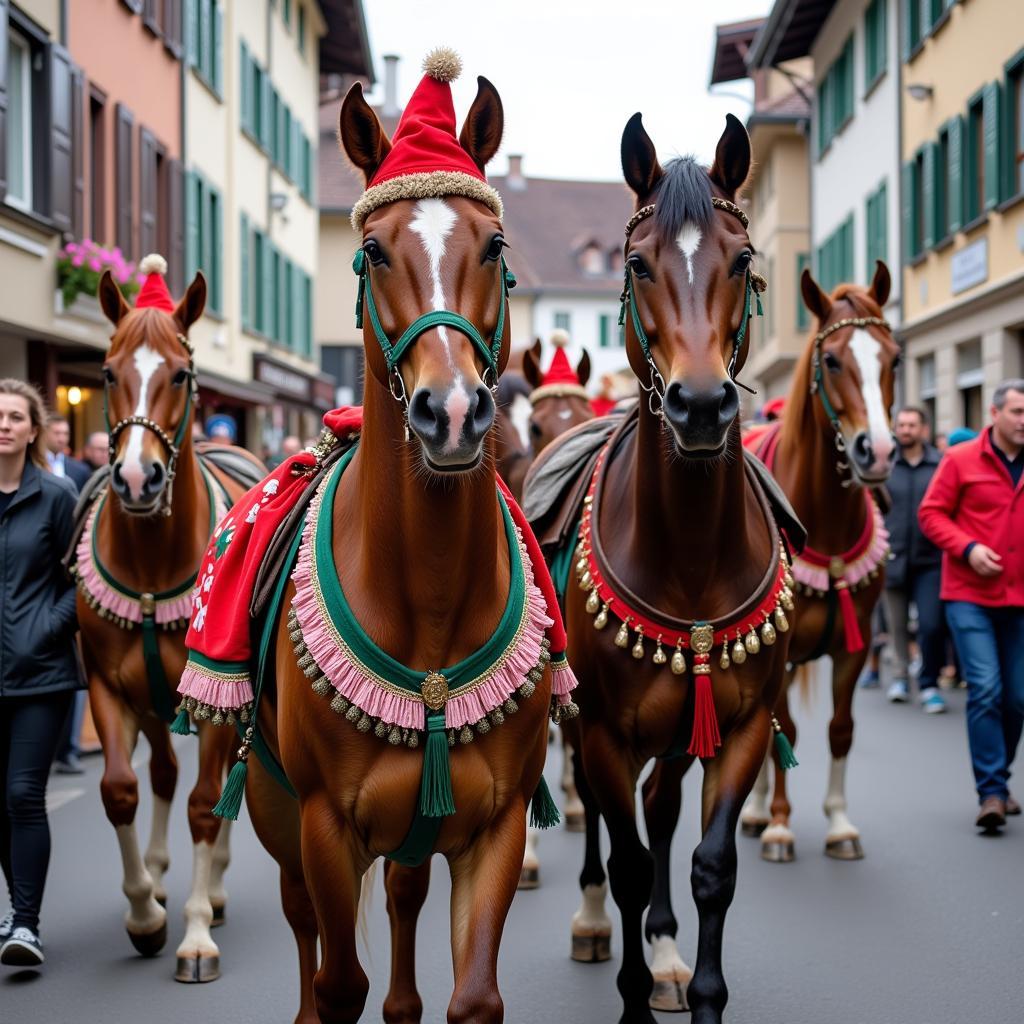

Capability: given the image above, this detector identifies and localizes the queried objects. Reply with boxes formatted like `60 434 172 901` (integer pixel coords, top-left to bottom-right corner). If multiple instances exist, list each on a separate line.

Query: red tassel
836 584 864 653
688 666 721 758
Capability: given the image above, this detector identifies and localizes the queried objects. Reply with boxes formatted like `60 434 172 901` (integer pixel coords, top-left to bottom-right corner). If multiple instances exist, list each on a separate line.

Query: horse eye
102 366 116 386
484 235 507 262
363 239 386 266
172 368 190 388
733 252 753 275
823 352 842 373
626 254 649 279
529 421 542 438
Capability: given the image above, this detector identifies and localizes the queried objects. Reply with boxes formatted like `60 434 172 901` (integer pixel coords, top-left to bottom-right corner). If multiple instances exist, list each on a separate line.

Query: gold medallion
690 623 714 655
140 592 156 616
829 556 846 580
421 671 449 711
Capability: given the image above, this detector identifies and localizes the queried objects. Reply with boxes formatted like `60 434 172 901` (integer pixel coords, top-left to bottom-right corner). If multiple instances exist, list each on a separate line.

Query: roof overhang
318 0 375 81
709 18 764 85
747 0 837 69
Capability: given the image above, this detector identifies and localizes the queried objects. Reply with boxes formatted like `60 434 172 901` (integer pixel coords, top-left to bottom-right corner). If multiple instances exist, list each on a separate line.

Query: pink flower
64 242 80 258
115 267 130 284
88 257 102 272
71 252 85 267
136 273 146 285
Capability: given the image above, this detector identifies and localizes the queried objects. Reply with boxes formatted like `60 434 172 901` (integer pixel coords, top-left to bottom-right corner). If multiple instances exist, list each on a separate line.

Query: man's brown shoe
976 796 1007 831
1006 795 1021 816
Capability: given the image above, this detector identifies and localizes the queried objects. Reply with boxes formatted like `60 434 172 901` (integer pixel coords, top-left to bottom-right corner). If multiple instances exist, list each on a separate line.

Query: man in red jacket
919 380 1024 832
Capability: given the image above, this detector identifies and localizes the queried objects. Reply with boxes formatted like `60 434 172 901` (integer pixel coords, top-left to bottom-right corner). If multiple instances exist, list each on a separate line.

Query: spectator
948 427 977 447
43 416 90 492
280 436 303 460
933 432 949 454
0 380 81 966
919 379 1024 833
591 374 618 418
79 431 109 473
882 408 946 711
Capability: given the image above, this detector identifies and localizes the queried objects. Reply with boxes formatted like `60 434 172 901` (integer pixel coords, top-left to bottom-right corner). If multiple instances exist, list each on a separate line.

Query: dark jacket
0 461 83 696
885 444 942 589
64 456 92 492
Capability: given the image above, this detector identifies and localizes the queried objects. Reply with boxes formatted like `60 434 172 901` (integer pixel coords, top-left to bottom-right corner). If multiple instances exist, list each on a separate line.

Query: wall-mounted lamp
270 192 289 212
906 83 934 101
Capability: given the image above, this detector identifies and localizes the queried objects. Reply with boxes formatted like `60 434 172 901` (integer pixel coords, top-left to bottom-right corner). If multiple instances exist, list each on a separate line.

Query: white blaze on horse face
676 222 703 285
849 330 894 468
121 344 166 499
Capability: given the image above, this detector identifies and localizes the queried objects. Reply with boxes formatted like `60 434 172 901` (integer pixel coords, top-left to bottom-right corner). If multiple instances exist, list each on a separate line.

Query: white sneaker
0 910 12 943
0 925 44 966
887 679 910 703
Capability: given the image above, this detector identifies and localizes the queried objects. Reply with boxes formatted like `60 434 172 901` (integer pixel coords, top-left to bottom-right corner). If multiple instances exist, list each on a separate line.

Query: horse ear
459 76 503 173
339 82 392 185
98 269 130 326
708 114 751 197
801 267 832 323
577 350 591 388
522 344 542 390
174 272 207 332
870 259 891 307
621 113 663 200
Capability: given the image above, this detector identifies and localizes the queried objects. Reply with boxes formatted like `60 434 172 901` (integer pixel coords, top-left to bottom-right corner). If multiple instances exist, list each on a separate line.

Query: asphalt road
4 661 1023 1024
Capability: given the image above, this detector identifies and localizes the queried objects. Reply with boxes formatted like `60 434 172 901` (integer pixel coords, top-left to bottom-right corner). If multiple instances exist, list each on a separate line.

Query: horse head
98 268 205 513
522 344 593 454
800 260 899 484
619 112 759 457
340 74 510 473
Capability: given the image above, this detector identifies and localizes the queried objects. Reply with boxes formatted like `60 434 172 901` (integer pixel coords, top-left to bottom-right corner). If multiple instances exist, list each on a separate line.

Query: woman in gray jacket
0 379 80 967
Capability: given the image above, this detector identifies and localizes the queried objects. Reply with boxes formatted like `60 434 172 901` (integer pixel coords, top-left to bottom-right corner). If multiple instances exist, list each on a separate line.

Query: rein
618 197 767 415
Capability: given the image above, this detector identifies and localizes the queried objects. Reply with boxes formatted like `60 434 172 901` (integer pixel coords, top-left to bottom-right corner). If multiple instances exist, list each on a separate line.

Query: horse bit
104 331 197 517
618 196 768 419
351 246 516 439
809 315 891 488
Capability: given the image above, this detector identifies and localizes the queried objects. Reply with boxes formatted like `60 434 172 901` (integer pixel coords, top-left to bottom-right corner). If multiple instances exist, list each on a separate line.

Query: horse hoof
518 866 539 890
154 894 167 908
564 810 586 833
825 836 864 860
128 921 167 957
761 840 795 863
650 977 689 1013
571 932 611 963
741 820 768 838
211 903 226 928
175 954 220 983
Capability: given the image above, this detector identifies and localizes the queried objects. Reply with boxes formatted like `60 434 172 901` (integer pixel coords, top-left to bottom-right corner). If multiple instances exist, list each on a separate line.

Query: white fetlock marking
824 756 861 841
144 796 172 900
561 742 575 793
116 823 165 933
760 823 795 845
208 819 232 909
523 827 539 871
564 793 584 818
175 841 219 958
740 754 772 825
572 883 612 935
650 934 693 982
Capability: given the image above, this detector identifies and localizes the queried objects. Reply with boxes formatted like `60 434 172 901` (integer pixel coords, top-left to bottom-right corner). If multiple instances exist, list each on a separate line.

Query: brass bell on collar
731 638 747 664
594 605 609 630
579 570 593 592
670 644 686 675
720 646 731 670
586 588 601 615
631 633 645 660
653 640 667 665
774 606 790 632
744 630 761 655
576 556 588 577
761 620 777 646
781 588 795 612
614 621 630 648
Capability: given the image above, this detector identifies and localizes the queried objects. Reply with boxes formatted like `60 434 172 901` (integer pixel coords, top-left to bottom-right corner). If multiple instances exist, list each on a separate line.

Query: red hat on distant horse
135 253 174 313
531 329 588 401
350 47 504 229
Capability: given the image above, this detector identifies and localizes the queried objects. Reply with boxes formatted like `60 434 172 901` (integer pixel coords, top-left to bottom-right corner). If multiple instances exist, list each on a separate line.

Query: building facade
898 0 1024 433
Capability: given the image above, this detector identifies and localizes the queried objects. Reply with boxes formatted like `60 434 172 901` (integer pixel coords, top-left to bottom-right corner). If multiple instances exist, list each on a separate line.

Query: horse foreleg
642 756 693 1013
447 805 524 1024
761 675 797 863
383 860 432 1024
561 734 585 830
208 818 232 926
91 675 167 955
738 753 771 836
175 721 232 983
687 708 772 1024
824 650 868 860
570 743 612 964
140 718 177 906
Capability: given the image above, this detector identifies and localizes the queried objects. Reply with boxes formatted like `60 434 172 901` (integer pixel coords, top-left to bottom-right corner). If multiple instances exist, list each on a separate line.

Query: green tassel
774 729 799 771
170 707 192 736
212 758 248 821
529 775 561 830
419 713 455 818
755 291 764 317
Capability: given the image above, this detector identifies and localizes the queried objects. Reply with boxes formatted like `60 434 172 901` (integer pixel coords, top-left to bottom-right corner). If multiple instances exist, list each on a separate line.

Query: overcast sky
358 0 772 182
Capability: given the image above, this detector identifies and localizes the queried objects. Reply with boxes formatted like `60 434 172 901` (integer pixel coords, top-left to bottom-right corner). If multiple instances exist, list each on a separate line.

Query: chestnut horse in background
82 272 260 980
246 75 553 1024
739 263 898 861
555 114 792 1024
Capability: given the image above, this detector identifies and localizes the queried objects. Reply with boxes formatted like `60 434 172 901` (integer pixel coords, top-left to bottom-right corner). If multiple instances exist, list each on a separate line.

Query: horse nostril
407 388 444 445
853 432 875 467
144 460 166 496
718 380 739 427
662 382 689 428
111 462 126 492
468 385 495 440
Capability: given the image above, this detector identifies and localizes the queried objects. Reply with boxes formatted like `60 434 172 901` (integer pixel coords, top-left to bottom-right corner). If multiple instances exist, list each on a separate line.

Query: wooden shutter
922 142 937 249
184 169 198 279
71 66 85 240
210 188 222 313
283 260 293 347
983 81 1002 209
143 0 161 35
240 41 250 133
213 2 223 94
291 264 302 353
198 0 210 80
49 45 75 233
115 104 135 256
262 235 274 337
303 273 312 357
240 212 250 330
0 0 9 201
122 0 144 12
946 114 963 232
168 158 183 294
163 0 183 58
901 0 914 60
901 160 915 263
139 128 158 256
185 0 198 66
277 249 288 342
260 72 271 150
876 182 888 269
796 253 810 330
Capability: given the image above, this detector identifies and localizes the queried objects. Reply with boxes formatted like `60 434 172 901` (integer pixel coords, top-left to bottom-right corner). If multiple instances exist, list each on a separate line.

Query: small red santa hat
531 329 588 401
135 253 174 313
351 47 503 230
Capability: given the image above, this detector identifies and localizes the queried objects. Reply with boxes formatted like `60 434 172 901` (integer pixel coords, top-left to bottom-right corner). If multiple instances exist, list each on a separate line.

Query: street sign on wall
951 238 988 295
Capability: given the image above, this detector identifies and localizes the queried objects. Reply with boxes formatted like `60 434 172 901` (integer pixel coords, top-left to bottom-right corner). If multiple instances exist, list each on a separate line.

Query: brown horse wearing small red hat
73 261 263 982
739 263 898 862
530 113 798 1024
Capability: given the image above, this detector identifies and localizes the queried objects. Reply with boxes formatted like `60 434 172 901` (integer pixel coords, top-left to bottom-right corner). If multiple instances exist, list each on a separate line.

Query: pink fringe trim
177 664 254 710
550 660 579 704
792 505 889 594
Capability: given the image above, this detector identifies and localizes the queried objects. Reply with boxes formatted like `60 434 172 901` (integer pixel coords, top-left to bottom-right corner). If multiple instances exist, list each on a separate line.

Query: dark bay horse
246 73 557 1024
739 263 898 861
79 271 260 980
552 114 793 1024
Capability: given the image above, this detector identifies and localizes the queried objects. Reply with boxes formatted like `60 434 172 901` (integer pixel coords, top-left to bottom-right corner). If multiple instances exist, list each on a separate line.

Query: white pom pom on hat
139 253 168 276
422 46 462 83
550 328 571 348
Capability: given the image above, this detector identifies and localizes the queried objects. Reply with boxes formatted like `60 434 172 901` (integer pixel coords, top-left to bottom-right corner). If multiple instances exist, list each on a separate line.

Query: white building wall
811 0 901 319
531 294 630 383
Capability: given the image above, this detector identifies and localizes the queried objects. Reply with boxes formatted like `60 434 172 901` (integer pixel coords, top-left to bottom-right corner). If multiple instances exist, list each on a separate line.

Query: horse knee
101 772 139 826
691 842 736 911
385 865 430 917
828 721 854 758
187 789 221 843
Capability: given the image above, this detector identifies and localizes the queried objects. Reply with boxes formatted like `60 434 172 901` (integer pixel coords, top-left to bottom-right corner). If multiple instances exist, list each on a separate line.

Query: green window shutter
185 0 198 66
865 192 875 281
240 212 250 330
922 142 937 249
260 73 271 150
303 273 312 358
796 253 810 331
818 75 831 154
284 262 294 348
983 81 1002 208
843 215 854 282
198 0 210 79
240 42 250 133
213 3 223 94
844 36 855 120
947 114 963 231
210 188 222 313
262 234 273 336
599 314 609 348
876 182 888 269
185 170 199 280
901 0 914 60
901 160 915 262
918 0 930 35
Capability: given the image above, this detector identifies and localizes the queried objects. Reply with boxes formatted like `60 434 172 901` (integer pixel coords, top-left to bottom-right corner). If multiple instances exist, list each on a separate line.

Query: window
89 90 106 241
5 30 33 211
185 170 222 315
240 213 251 329
815 214 854 292
903 0 922 57
918 353 936 429
580 244 605 276
864 0 887 89
936 127 950 240
553 312 571 332
957 340 983 431
865 181 888 278
966 93 986 222
283 0 292 28
188 0 222 96
297 4 306 56
796 252 810 331
1006 49 1024 199
598 313 616 348
817 34 854 155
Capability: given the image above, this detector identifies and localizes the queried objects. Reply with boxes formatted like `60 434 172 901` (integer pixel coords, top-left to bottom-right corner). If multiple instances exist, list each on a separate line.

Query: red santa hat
350 47 504 230
135 253 175 313
530 329 589 402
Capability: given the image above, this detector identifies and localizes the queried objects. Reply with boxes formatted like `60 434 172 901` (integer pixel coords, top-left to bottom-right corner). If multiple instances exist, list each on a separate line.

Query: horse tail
357 859 377 955
794 661 816 708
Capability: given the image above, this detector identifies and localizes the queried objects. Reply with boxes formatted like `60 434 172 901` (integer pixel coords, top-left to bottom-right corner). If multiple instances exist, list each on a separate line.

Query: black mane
652 157 713 243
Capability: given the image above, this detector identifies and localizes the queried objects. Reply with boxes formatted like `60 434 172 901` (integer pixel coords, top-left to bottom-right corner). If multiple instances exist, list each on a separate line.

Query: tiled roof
752 87 811 121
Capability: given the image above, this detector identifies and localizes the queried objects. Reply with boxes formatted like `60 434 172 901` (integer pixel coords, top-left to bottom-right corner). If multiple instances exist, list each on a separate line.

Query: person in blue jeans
919 380 1024 831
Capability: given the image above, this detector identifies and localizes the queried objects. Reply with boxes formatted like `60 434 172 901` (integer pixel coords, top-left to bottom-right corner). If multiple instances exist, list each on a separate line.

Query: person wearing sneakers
0 380 81 966
882 407 946 712
919 380 1024 833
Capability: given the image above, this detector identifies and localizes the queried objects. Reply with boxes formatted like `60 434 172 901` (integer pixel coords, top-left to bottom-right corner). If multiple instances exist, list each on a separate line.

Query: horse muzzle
848 430 896 484
661 378 739 456
110 457 169 513
408 383 495 472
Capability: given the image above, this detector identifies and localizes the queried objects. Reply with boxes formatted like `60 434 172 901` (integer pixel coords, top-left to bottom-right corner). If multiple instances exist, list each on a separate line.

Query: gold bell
774 606 790 632
614 621 630 648
631 627 645 660
761 620 777 646
576 556 588 576
781 589 795 612
586 588 601 614
670 643 686 675
594 604 609 629
744 630 761 655
731 637 747 665
579 570 593 592
784 569 794 589
719 646 731 670
652 638 667 665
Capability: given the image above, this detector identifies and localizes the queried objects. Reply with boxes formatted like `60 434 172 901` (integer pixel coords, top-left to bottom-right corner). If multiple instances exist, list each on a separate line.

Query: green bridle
618 197 766 411
352 247 516 387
